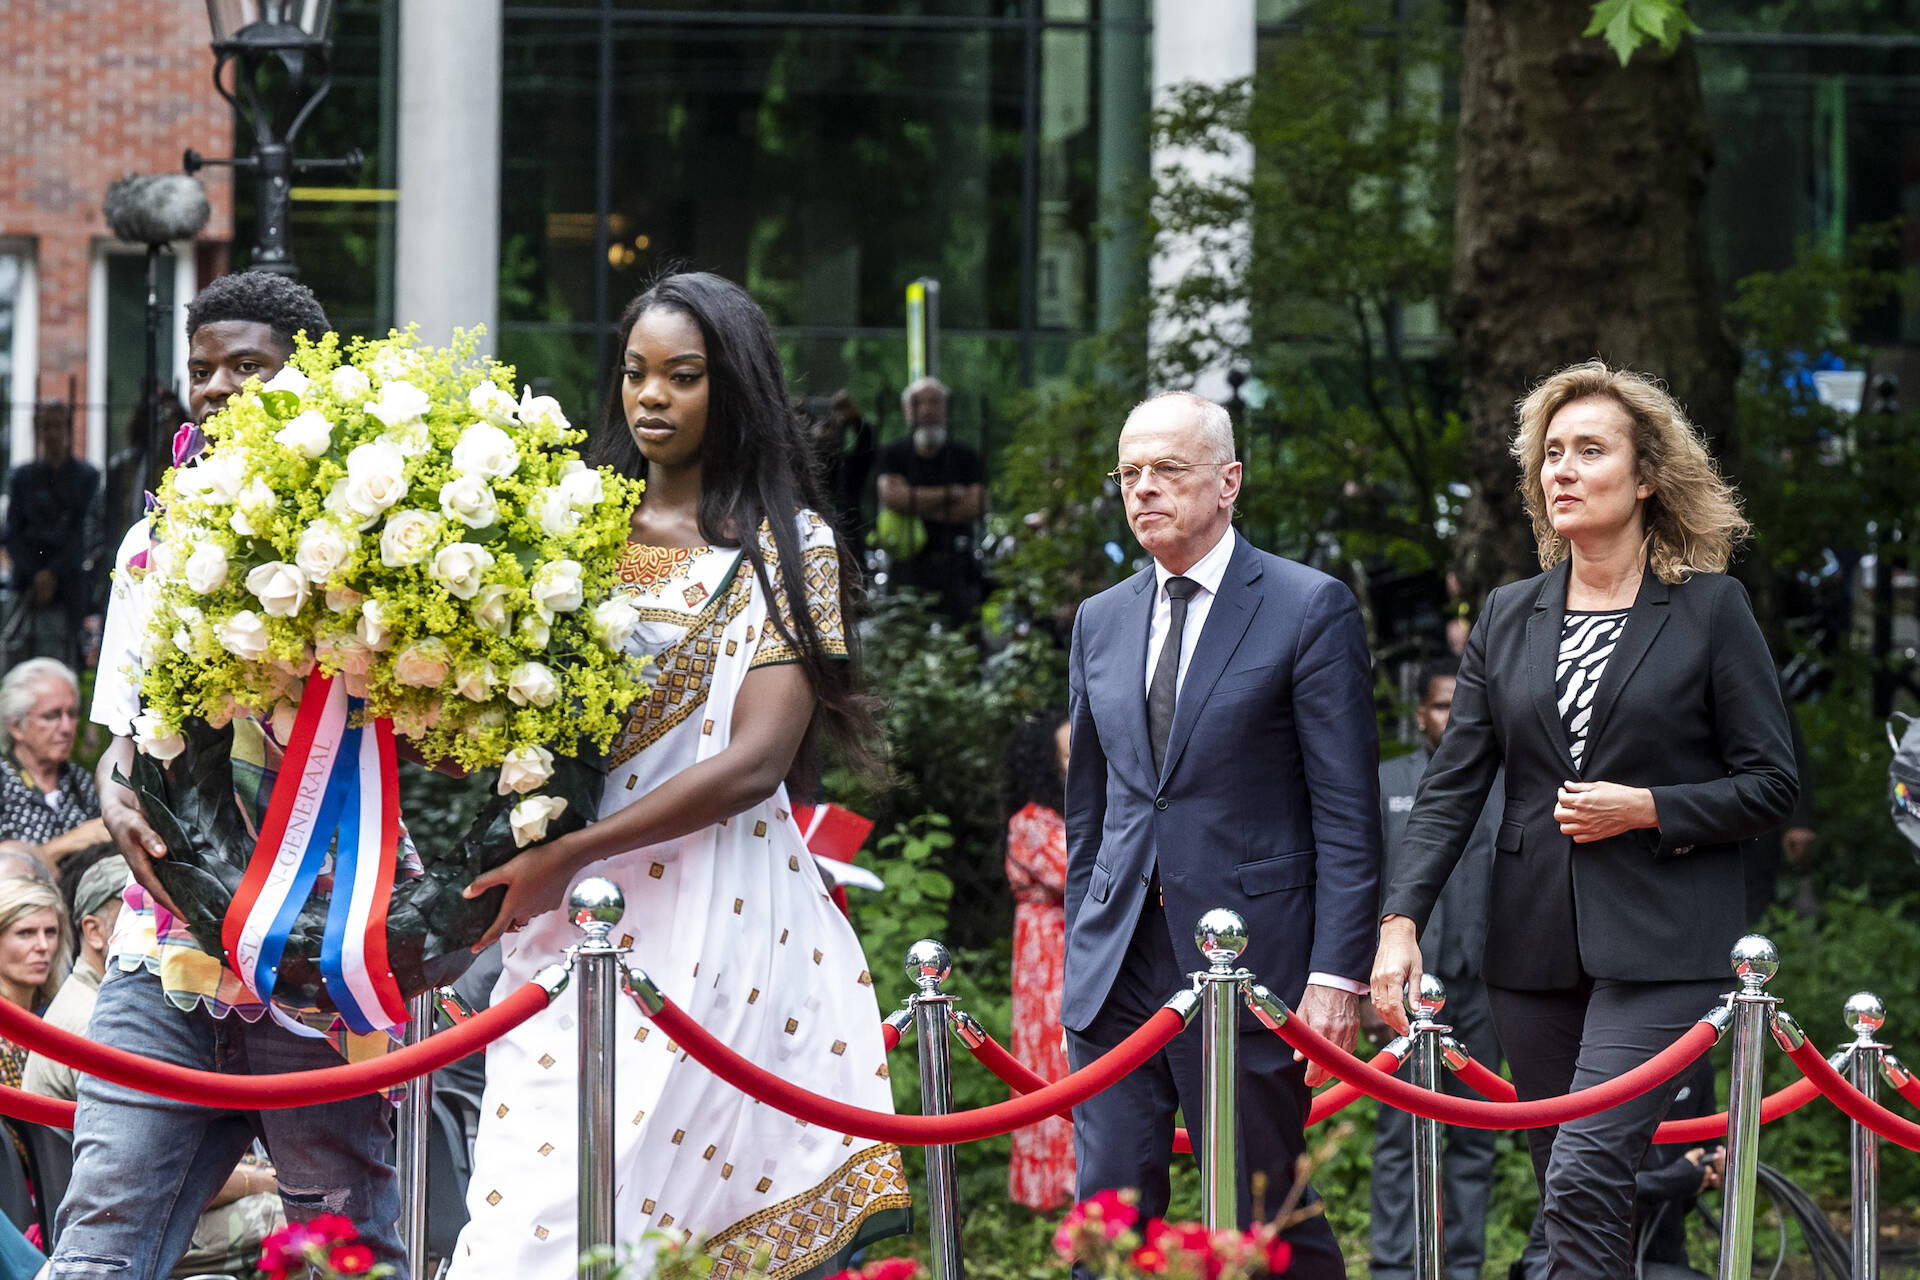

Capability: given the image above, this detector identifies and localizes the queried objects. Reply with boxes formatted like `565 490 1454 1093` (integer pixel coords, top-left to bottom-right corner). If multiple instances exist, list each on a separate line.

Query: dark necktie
1147 576 1199 775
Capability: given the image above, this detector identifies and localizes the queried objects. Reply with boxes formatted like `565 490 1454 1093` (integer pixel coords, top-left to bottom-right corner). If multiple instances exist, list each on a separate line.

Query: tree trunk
1449 0 1740 605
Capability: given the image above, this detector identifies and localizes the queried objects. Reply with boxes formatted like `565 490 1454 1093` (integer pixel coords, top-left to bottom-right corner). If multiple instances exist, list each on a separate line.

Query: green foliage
1584 0 1701 64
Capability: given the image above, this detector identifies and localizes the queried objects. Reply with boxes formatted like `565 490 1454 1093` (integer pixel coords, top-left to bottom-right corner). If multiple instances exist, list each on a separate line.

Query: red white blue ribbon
222 673 409 1033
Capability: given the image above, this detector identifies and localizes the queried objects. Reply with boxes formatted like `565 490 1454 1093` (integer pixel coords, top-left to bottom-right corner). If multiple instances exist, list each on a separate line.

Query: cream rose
365 380 432 431
356 598 393 651
245 561 310 618
274 410 333 459
557 462 604 510
509 794 570 848
450 422 520 479
183 542 229 594
394 639 452 689
270 646 317 678
228 475 277 537
505 661 559 708
260 365 309 403
325 584 364 613
429 542 495 600
379 510 442 568
378 418 431 458
338 441 409 527
169 603 206 656
517 609 550 651
495 744 555 796
471 584 513 637
215 610 271 661
517 388 569 437
131 712 186 762
194 451 250 505
590 598 641 651
331 365 372 402
295 520 356 585
528 487 580 537
453 660 498 702
468 380 519 428
529 560 584 614
316 628 373 676
437 473 500 530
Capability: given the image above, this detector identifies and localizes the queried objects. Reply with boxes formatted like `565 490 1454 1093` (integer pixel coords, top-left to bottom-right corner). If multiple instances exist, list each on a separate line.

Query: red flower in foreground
822 1257 924 1280
308 1213 360 1244
329 1243 376 1275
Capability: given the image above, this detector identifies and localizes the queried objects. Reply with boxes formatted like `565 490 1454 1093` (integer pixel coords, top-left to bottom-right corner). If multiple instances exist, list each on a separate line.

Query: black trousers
1065 897 1344 1280
1488 975 1727 1280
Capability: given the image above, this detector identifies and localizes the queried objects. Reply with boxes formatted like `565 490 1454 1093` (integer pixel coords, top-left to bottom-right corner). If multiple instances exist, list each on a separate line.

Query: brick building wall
0 0 234 452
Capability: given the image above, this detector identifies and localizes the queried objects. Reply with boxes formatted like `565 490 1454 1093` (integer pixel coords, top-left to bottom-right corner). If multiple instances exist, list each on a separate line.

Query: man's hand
1370 915 1423 1036
96 736 182 917
1555 780 1657 843
1293 984 1360 1088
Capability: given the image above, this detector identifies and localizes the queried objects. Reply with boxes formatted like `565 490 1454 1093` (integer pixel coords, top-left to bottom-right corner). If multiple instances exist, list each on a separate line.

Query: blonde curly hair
1511 360 1748 583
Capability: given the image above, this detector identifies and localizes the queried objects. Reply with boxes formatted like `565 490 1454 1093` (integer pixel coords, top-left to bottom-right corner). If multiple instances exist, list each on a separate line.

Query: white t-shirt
92 520 153 737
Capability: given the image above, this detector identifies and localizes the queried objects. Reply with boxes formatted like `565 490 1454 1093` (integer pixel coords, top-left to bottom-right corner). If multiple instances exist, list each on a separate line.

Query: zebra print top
1557 609 1629 769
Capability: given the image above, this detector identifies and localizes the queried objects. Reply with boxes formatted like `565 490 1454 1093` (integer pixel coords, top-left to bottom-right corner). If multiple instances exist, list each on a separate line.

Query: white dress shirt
1144 524 1366 998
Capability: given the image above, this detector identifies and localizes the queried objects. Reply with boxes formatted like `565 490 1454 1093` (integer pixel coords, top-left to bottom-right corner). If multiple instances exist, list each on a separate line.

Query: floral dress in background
1005 800 1074 1210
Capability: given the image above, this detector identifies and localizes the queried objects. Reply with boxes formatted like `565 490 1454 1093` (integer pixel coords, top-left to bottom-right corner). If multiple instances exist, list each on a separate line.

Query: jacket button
1155 797 1169 811
1139 872 1150 886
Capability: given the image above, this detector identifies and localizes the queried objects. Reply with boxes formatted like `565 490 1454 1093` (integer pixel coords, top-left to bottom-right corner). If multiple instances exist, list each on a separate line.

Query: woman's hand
1555 780 1658 843
1369 915 1423 1036
463 836 580 951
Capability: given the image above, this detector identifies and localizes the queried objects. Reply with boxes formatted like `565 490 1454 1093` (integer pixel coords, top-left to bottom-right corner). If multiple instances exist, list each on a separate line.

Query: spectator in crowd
4 404 103 672
1370 657 1504 1280
24 849 284 1278
876 377 985 626
0 846 54 890
814 389 876 565
0 878 69 1086
0 660 103 864
1002 709 1074 1211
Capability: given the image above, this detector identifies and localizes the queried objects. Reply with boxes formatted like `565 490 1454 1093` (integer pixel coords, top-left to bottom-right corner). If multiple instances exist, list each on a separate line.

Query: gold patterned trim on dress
609 553 747 767
706 1143 913 1279
751 545 848 668
618 542 711 590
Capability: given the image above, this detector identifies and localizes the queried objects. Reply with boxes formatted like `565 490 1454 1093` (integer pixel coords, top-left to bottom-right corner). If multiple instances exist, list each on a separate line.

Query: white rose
365 380 432 431
195 451 249 505
338 441 409 527
316 628 373 676
468 380 519 427
295 521 356 585
471 584 513 637
378 418 431 458
330 365 372 402
453 660 498 702
379 510 442 568
274 410 332 459
147 538 186 580
517 388 569 437
370 346 418 383
590 597 640 651
505 662 559 708
183 542 229 594
357 598 393 650
496 744 555 796
509 794 570 848
169 603 206 656
517 609 550 650
215 610 271 661
260 365 309 402
394 639 452 689
528 487 580 537
245 561 310 618
131 712 186 762
450 422 520 480
429 542 495 600
529 560 584 614
437 473 500 530
557 464 604 510
325 584 364 613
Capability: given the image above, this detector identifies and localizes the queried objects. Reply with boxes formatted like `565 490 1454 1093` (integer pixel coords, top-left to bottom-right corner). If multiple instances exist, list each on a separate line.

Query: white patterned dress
451 513 910 1279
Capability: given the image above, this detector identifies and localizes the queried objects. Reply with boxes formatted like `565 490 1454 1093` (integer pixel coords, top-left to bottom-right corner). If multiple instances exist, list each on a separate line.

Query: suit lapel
1159 536 1262 787
1580 567 1670 760
1526 562 1579 776
1118 567 1156 781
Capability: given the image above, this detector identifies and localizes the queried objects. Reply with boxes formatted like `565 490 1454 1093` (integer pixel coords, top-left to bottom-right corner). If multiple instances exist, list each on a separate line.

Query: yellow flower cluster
137 328 647 789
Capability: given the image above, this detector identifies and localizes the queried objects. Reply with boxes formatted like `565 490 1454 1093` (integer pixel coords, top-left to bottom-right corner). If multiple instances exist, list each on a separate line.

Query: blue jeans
50 965 404 1279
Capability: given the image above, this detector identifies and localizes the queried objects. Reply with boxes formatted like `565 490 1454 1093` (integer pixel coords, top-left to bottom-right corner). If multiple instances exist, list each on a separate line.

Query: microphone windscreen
103 174 212 245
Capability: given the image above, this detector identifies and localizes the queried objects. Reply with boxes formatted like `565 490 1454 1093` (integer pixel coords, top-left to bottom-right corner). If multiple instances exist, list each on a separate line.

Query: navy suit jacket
1061 531 1384 1032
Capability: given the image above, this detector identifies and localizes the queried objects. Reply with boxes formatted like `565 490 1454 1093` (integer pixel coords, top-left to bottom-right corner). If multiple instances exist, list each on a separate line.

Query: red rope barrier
1450 1057 1517 1103
0 981 553 1109
1784 1039 1920 1152
1652 1077 1821 1145
1307 1048 1406 1126
1892 1071 1920 1113
645 995 1187 1146
0 1083 75 1130
1267 1009 1719 1130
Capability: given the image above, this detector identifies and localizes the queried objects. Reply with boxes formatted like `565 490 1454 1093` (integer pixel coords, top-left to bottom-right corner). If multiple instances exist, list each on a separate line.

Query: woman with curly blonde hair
0 877 72 1086
1371 359 1798 1277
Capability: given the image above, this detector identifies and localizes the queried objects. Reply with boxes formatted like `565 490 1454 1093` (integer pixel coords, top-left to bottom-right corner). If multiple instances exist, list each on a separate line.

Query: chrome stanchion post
1406 974 1449 1280
395 989 436 1280
907 940 964 1280
572 878 628 1280
1718 935 1780 1280
1841 992 1886 1280
1194 908 1252 1234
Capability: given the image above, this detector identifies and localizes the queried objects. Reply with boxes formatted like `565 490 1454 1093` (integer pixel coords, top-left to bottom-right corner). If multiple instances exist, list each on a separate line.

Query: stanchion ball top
1730 934 1779 986
1844 991 1886 1038
1195 908 1249 968
569 877 627 929
905 940 951 992
1406 972 1447 1020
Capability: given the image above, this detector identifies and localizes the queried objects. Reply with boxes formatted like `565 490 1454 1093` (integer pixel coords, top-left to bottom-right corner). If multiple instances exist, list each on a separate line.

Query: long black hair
590 271 879 783
1000 708 1067 821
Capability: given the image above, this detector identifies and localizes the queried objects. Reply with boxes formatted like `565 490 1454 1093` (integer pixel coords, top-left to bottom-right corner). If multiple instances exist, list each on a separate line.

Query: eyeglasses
1107 459 1228 489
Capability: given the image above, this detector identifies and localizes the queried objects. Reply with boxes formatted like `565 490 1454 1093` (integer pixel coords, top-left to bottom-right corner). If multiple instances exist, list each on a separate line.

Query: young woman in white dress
448 273 908 1279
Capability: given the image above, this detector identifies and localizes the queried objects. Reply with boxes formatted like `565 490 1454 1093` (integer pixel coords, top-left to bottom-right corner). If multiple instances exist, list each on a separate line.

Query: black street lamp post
185 0 363 278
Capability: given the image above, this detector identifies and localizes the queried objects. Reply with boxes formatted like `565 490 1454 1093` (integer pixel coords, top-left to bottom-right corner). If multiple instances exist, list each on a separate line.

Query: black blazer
1380 562 1798 989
